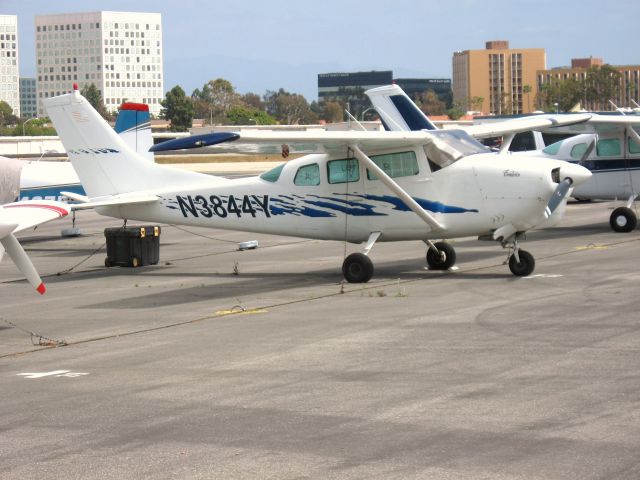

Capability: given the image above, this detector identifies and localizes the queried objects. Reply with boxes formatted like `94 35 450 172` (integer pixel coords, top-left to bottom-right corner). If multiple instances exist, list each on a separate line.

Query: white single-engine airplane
368 84 640 233
44 87 591 282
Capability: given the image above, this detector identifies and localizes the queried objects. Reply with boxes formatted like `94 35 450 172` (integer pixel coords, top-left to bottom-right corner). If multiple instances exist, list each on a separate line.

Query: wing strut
349 144 444 231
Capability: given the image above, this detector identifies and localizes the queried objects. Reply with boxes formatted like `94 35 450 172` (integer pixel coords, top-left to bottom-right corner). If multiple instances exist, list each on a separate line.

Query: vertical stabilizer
115 102 154 162
365 84 437 131
44 89 208 198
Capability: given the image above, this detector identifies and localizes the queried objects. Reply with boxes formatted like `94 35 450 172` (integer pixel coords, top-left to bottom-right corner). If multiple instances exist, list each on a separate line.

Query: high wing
0 200 71 294
152 129 437 155
462 113 593 139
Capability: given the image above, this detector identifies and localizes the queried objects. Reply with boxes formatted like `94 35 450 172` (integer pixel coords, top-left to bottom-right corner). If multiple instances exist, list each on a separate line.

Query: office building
453 40 546 114
35 11 163 116
0 15 20 118
394 78 452 107
20 77 37 118
318 70 393 118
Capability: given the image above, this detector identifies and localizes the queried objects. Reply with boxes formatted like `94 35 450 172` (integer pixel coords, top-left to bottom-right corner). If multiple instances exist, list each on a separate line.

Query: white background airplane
44 87 591 282
511 117 640 232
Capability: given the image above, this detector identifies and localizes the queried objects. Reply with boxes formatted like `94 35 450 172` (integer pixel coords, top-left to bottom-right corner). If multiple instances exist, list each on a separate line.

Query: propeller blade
0 233 46 294
545 178 573 218
149 132 240 152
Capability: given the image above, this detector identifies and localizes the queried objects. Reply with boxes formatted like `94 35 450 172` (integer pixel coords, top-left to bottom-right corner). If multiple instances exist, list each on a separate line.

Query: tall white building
35 11 163 117
0 15 20 118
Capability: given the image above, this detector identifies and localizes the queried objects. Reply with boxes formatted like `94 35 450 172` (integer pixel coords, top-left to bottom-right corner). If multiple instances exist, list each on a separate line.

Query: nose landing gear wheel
342 253 374 283
610 207 637 232
426 241 456 270
508 250 535 276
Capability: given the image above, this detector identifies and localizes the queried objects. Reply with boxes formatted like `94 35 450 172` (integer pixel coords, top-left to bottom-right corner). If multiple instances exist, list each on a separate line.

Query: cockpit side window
367 151 419 180
570 143 589 160
294 163 320 186
260 163 285 183
542 141 562 155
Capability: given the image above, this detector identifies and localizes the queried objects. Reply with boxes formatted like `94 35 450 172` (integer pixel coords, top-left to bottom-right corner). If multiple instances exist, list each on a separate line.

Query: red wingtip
73 83 78 91
36 283 46 295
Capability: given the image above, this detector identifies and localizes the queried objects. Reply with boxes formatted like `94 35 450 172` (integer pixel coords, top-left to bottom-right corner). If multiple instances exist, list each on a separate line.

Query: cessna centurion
44 87 591 282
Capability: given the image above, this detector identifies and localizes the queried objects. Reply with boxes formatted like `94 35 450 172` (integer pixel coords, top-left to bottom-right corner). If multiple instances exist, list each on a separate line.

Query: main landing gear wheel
342 253 374 283
426 241 456 270
508 250 535 277
610 207 637 233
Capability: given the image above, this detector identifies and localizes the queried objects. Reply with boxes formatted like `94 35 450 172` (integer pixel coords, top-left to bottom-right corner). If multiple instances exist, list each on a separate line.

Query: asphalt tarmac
1 200 640 479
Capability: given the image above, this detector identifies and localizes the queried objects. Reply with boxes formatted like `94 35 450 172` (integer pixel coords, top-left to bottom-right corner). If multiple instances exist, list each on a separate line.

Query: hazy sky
2 0 639 101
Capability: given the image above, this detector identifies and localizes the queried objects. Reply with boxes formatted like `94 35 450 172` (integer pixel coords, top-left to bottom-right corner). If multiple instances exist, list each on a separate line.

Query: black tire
342 253 374 283
426 241 456 270
104 258 112 268
509 250 535 277
609 207 637 233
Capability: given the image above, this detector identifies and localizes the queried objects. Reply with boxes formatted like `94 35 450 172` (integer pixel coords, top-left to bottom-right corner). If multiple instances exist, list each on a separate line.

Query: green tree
416 89 446 116
468 96 485 113
264 89 316 124
537 78 583 112
226 106 276 125
161 85 194 132
585 65 622 111
321 100 344 123
0 100 17 127
80 83 110 119
192 78 240 124
446 102 465 120
522 85 532 113
239 92 264 110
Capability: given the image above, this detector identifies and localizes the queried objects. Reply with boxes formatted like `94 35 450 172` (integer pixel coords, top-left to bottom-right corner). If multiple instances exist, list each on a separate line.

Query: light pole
22 117 37 136
360 107 375 121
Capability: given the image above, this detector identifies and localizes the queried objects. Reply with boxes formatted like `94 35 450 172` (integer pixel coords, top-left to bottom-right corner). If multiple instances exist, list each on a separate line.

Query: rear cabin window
327 158 359 184
294 163 320 186
260 163 285 182
367 151 419 180
570 143 589 160
596 138 621 157
629 138 640 154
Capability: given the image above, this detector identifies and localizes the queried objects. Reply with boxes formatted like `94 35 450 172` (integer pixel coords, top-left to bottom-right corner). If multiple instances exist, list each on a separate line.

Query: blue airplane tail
114 102 154 162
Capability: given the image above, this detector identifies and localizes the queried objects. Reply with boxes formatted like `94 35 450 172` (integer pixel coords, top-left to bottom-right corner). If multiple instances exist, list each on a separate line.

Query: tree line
537 65 623 112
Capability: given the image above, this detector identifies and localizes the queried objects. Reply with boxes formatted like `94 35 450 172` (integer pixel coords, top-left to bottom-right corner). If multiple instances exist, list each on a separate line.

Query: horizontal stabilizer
150 132 240 152
60 191 89 203
70 193 159 211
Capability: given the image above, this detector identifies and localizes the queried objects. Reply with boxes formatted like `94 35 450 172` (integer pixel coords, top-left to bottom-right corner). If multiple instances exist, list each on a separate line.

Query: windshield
425 130 490 168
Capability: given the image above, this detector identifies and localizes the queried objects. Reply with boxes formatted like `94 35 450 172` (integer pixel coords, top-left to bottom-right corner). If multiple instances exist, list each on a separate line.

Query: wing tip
36 283 46 295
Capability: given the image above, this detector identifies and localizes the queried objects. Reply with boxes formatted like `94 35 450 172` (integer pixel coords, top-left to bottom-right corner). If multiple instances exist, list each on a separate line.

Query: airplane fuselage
102 150 573 243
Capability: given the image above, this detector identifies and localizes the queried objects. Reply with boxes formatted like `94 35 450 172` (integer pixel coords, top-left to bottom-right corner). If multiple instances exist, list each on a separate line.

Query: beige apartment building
537 57 640 110
453 40 546 114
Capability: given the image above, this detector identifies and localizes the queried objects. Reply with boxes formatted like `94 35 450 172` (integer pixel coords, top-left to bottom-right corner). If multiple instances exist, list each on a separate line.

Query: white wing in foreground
0 200 71 294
